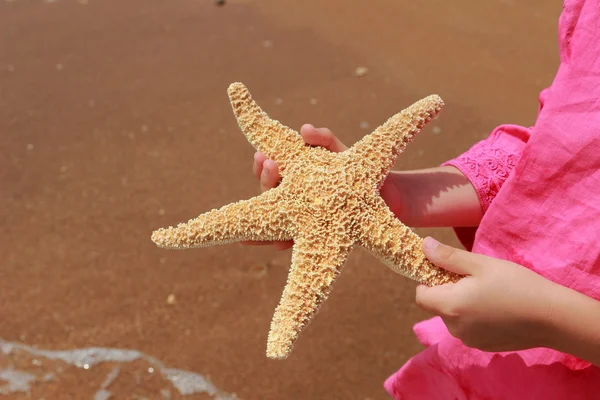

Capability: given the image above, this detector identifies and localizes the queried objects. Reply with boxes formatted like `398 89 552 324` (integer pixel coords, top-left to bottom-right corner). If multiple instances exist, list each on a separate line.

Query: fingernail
423 237 439 252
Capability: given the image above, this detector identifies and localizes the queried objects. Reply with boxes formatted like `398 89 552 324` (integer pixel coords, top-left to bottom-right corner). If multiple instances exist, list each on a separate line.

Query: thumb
300 124 348 152
422 237 481 276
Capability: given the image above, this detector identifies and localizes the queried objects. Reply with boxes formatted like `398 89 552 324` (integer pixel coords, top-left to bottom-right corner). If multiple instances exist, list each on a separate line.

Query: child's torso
476 1 600 298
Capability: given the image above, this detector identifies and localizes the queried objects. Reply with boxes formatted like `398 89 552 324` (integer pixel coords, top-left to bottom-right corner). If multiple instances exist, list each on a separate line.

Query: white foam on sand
0 338 239 399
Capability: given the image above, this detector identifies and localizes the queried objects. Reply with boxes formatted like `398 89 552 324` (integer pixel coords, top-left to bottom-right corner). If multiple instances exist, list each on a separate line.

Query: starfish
151 82 463 359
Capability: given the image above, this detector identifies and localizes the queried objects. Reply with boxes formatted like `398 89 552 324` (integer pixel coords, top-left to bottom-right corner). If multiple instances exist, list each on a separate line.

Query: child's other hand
241 124 348 250
254 124 349 191
415 237 557 352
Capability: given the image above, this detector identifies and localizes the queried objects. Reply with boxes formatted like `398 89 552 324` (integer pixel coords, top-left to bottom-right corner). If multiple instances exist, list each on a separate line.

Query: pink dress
384 1 600 398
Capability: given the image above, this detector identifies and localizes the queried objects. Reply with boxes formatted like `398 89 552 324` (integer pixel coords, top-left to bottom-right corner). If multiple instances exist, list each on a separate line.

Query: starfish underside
151 82 462 359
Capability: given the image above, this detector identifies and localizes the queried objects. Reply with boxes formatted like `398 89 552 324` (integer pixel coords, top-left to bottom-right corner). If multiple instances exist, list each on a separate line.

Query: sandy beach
1 0 561 398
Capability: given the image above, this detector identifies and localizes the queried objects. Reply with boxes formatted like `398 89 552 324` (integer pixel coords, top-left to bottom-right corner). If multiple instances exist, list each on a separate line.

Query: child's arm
384 167 482 228
543 283 600 366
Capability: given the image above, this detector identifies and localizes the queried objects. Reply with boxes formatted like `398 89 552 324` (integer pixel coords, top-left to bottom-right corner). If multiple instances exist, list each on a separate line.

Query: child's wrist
535 281 600 363
521 278 565 349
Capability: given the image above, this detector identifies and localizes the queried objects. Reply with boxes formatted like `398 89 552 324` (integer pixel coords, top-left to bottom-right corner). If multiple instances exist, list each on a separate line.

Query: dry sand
1 0 561 398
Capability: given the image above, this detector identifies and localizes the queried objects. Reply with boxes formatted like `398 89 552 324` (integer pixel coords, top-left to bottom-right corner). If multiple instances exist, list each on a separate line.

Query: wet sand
1 0 561 398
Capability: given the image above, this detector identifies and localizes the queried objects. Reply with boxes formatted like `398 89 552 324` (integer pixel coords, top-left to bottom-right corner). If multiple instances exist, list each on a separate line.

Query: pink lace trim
442 140 520 213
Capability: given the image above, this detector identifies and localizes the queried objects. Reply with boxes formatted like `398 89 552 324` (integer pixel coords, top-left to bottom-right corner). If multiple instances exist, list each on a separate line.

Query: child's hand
416 237 557 352
254 124 349 190
242 124 407 250
241 124 348 250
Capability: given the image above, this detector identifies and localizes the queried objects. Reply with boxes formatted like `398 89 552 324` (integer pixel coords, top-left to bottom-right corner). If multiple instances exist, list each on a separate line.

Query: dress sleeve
441 123 532 214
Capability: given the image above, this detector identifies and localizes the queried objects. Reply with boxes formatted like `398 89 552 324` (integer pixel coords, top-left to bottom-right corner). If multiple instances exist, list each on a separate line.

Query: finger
422 237 481 276
240 239 293 250
300 124 348 153
273 240 294 251
415 284 438 315
253 152 267 180
316 127 347 152
415 283 458 316
260 159 280 192
240 240 275 246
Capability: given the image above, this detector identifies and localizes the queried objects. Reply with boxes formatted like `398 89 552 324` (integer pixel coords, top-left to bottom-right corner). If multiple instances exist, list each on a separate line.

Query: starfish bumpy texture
151 82 463 359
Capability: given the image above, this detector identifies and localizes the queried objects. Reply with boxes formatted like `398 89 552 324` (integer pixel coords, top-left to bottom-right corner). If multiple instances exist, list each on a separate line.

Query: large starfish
151 82 462 359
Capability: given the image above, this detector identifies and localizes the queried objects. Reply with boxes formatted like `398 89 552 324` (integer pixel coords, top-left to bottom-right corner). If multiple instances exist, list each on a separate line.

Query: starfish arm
227 82 306 174
347 95 444 188
357 198 462 286
266 229 352 359
151 188 291 249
